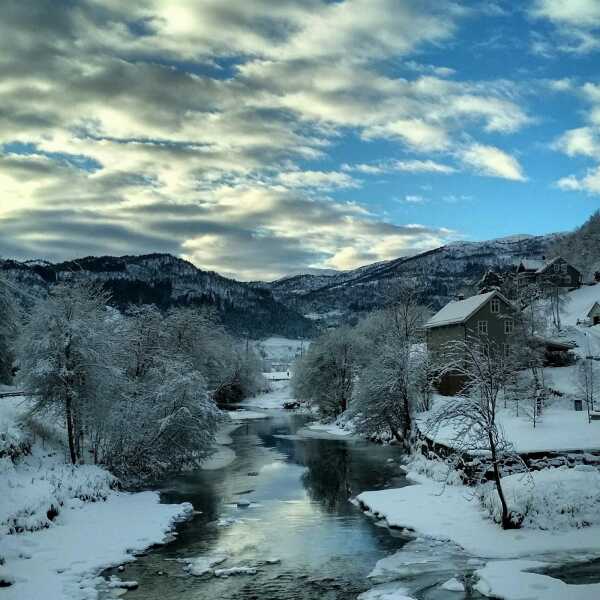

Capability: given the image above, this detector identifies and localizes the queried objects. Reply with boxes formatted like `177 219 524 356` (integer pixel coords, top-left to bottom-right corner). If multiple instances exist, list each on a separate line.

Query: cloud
458 144 526 181
343 159 456 175
530 0 600 53
556 166 600 194
402 195 429 204
0 0 531 278
553 127 600 158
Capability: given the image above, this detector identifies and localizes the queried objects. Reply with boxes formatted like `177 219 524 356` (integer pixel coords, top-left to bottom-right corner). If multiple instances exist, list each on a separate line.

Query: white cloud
556 166 600 194
459 144 526 181
530 0 600 53
276 170 360 190
344 159 456 175
403 195 428 204
553 127 600 158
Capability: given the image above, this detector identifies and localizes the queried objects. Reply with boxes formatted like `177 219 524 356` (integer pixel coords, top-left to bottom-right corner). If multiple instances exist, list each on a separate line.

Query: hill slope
0 254 316 339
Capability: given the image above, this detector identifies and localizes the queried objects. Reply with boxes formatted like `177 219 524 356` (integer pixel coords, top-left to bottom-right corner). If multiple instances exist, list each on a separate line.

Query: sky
1 1 600 281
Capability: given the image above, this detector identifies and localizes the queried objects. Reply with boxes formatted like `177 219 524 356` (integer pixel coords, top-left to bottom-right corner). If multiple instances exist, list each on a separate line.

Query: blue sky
1 1 600 279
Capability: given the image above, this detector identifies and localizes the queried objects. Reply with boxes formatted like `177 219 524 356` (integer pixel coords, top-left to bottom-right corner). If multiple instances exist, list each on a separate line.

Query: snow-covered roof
425 291 511 329
585 301 600 317
519 259 545 272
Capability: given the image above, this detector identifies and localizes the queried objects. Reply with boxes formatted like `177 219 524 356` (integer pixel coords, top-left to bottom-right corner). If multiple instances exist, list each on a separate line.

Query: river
99 405 489 600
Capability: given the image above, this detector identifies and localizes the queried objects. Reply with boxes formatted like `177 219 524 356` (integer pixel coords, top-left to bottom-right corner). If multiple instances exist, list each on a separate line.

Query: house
425 290 517 395
516 256 581 289
583 301 600 326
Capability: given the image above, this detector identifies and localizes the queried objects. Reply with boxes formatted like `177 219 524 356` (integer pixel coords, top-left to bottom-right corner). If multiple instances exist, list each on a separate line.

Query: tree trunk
65 393 78 465
488 432 512 529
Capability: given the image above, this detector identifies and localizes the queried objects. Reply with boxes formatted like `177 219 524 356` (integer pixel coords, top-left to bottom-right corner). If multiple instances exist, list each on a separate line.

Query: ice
358 583 416 600
214 566 257 577
184 554 228 577
475 559 600 600
441 577 465 592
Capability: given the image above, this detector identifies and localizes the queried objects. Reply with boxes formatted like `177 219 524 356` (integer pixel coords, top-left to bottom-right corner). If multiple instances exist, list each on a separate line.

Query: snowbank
356 476 600 558
1 489 192 600
475 559 600 600
0 398 193 599
200 422 240 470
242 380 296 409
480 466 600 530
301 422 355 438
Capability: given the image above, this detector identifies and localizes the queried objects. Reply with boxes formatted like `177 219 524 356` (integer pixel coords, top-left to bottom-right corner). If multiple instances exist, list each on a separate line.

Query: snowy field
418 393 600 453
0 397 193 599
253 336 308 371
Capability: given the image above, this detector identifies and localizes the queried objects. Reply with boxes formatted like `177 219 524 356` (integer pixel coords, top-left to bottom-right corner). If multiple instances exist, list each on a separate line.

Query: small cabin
585 301 600 326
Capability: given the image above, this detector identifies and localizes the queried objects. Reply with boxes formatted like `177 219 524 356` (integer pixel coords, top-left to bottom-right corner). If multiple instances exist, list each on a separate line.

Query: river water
101 410 484 600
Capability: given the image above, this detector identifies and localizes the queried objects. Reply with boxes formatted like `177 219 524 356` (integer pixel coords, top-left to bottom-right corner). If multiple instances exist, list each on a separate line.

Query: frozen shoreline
1 487 192 600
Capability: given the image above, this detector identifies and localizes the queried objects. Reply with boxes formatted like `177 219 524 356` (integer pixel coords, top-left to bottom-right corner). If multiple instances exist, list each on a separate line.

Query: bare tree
428 336 525 529
577 334 598 423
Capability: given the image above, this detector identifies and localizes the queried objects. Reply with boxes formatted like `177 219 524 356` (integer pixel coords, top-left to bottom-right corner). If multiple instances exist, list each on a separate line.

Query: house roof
585 301 600 317
424 290 512 329
519 259 545 272
535 256 562 274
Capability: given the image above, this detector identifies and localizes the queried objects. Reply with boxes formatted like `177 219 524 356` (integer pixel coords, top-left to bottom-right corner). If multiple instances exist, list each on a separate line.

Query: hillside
0 254 316 339
260 233 562 323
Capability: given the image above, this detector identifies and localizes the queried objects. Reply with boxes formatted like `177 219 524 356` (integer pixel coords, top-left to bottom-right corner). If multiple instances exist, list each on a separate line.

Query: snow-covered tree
293 326 357 418
16 282 113 464
427 336 525 529
0 275 19 384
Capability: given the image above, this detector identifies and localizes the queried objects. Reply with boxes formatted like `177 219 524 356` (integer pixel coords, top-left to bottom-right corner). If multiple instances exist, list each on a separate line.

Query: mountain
1 232 564 336
258 233 563 324
0 254 317 339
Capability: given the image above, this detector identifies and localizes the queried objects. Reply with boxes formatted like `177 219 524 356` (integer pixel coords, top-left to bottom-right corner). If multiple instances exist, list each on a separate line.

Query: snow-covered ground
0 397 193 599
300 422 356 439
253 336 308 371
241 380 295 409
419 393 600 453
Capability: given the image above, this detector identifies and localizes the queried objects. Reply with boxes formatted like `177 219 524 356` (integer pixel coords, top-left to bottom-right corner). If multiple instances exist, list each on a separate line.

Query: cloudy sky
1 1 600 280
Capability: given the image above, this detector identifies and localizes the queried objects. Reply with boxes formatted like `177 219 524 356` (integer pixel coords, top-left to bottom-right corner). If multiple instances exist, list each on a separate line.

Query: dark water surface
101 412 478 599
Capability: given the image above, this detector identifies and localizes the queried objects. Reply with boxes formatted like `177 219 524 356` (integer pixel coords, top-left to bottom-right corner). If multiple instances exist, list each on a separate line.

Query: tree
542 281 569 332
0 276 19 384
428 336 525 529
350 283 431 444
16 282 113 464
478 270 503 294
577 333 598 423
293 326 357 418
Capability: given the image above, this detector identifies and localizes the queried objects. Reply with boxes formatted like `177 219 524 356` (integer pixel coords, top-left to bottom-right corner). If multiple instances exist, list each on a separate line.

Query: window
561 263 567 273
478 320 488 335
504 319 514 335
490 298 500 314
504 343 510 357
554 262 560 273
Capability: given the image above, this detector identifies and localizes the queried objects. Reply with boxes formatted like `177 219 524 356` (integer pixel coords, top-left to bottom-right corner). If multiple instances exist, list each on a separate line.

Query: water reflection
99 412 427 600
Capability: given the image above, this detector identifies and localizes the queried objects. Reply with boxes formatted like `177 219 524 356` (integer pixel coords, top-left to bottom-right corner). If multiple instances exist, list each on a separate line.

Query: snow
214 566 257 577
419 393 600 453
475 559 600 600
0 397 193 600
263 371 291 381
424 291 500 328
441 577 465 591
1 490 192 600
227 410 270 421
479 467 600 530
200 422 241 470
358 584 415 600
356 476 600 559
562 284 600 327
242 380 296 409
183 554 228 576
300 422 356 439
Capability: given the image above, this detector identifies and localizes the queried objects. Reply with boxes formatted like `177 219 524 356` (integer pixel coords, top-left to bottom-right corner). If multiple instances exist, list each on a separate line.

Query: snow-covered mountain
0 254 316 339
1 232 563 335
258 233 563 323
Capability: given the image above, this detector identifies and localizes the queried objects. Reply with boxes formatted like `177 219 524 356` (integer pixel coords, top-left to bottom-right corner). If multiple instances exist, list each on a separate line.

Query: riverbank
0 397 193 600
355 458 600 599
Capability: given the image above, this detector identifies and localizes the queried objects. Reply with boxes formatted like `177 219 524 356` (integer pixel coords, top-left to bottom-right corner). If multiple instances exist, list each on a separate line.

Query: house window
490 298 500 314
504 343 510 357
504 319 514 335
478 320 488 335
561 263 567 273
554 263 560 273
